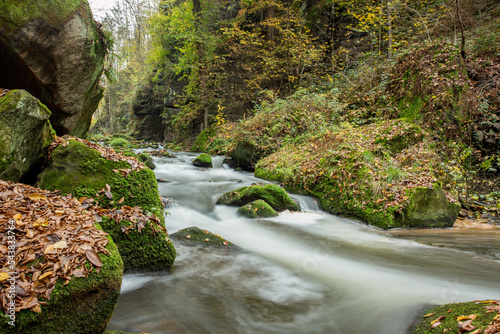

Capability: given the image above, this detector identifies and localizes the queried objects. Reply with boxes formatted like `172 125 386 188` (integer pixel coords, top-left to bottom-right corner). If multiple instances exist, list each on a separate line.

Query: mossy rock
217 184 299 212
139 153 156 170
0 224 123 334
110 138 131 149
170 227 234 248
230 140 262 171
236 199 279 218
396 185 461 228
0 90 56 182
191 127 215 152
100 217 176 272
35 140 173 271
0 0 106 136
36 139 163 213
193 153 213 168
411 300 499 334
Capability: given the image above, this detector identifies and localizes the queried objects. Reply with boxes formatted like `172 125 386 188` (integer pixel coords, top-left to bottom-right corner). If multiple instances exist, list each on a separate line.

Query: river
106 151 500 334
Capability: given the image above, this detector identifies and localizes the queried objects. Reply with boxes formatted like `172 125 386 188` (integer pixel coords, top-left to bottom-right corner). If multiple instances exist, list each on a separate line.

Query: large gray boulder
0 0 106 137
0 90 55 182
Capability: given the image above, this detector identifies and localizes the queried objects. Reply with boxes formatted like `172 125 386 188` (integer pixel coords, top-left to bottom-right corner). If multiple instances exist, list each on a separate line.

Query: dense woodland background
90 0 499 210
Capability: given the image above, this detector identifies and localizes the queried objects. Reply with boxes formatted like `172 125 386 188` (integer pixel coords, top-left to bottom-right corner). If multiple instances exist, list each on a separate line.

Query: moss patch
255 120 459 229
100 217 176 272
217 184 299 212
0 224 123 334
411 301 499 334
193 153 213 168
236 199 279 218
36 139 162 213
170 226 234 248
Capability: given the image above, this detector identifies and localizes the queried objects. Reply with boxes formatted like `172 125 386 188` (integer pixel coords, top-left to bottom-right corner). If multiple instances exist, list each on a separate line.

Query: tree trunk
455 0 466 60
387 0 393 59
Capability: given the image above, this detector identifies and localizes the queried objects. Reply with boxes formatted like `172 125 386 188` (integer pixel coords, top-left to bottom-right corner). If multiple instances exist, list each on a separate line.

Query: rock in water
193 153 213 168
217 184 299 212
0 90 55 182
0 0 106 136
396 185 461 228
236 199 279 218
170 227 234 248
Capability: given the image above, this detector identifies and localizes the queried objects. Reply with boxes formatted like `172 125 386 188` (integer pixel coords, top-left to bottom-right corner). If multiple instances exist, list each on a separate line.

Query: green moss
193 153 213 168
139 153 152 162
100 217 176 272
397 186 461 228
217 184 299 212
191 127 215 152
236 199 279 218
110 137 131 149
411 301 499 334
0 157 14 174
138 153 156 170
36 140 163 212
170 226 234 248
0 0 88 33
0 223 123 334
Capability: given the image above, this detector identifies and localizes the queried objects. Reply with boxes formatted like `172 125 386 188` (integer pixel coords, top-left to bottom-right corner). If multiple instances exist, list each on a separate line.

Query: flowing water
107 152 500 334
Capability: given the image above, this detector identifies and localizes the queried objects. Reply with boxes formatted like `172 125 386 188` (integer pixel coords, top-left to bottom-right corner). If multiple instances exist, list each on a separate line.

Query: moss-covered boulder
0 0 106 137
0 90 56 182
139 152 156 170
396 185 461 228
191 127 215 152
411 300 500 334
0 225 123 334
36 139 162 212
217 184 299 212
100 216 176 272
36 139 176 271
236 199 279 218
170 227 234 248
231 140 263 171
193 153 213 168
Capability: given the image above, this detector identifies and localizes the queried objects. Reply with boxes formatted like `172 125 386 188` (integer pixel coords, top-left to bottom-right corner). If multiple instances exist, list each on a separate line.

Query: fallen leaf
430 321 442 329
424 312 436 318
85 250 103 267
0 273 9 283
27 193 47 201
53 241 67 249
39 271 53 280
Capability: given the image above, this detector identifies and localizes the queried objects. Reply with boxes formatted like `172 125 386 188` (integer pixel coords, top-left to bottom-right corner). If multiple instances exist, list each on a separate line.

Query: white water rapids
107 151 500 334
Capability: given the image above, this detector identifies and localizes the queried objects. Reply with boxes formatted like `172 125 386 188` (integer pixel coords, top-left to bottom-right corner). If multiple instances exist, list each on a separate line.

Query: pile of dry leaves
0 178 167 315
0 180 110 314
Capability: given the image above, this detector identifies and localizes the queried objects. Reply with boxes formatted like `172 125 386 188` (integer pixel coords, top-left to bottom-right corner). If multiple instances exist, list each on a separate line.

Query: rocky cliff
0 0 106 137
